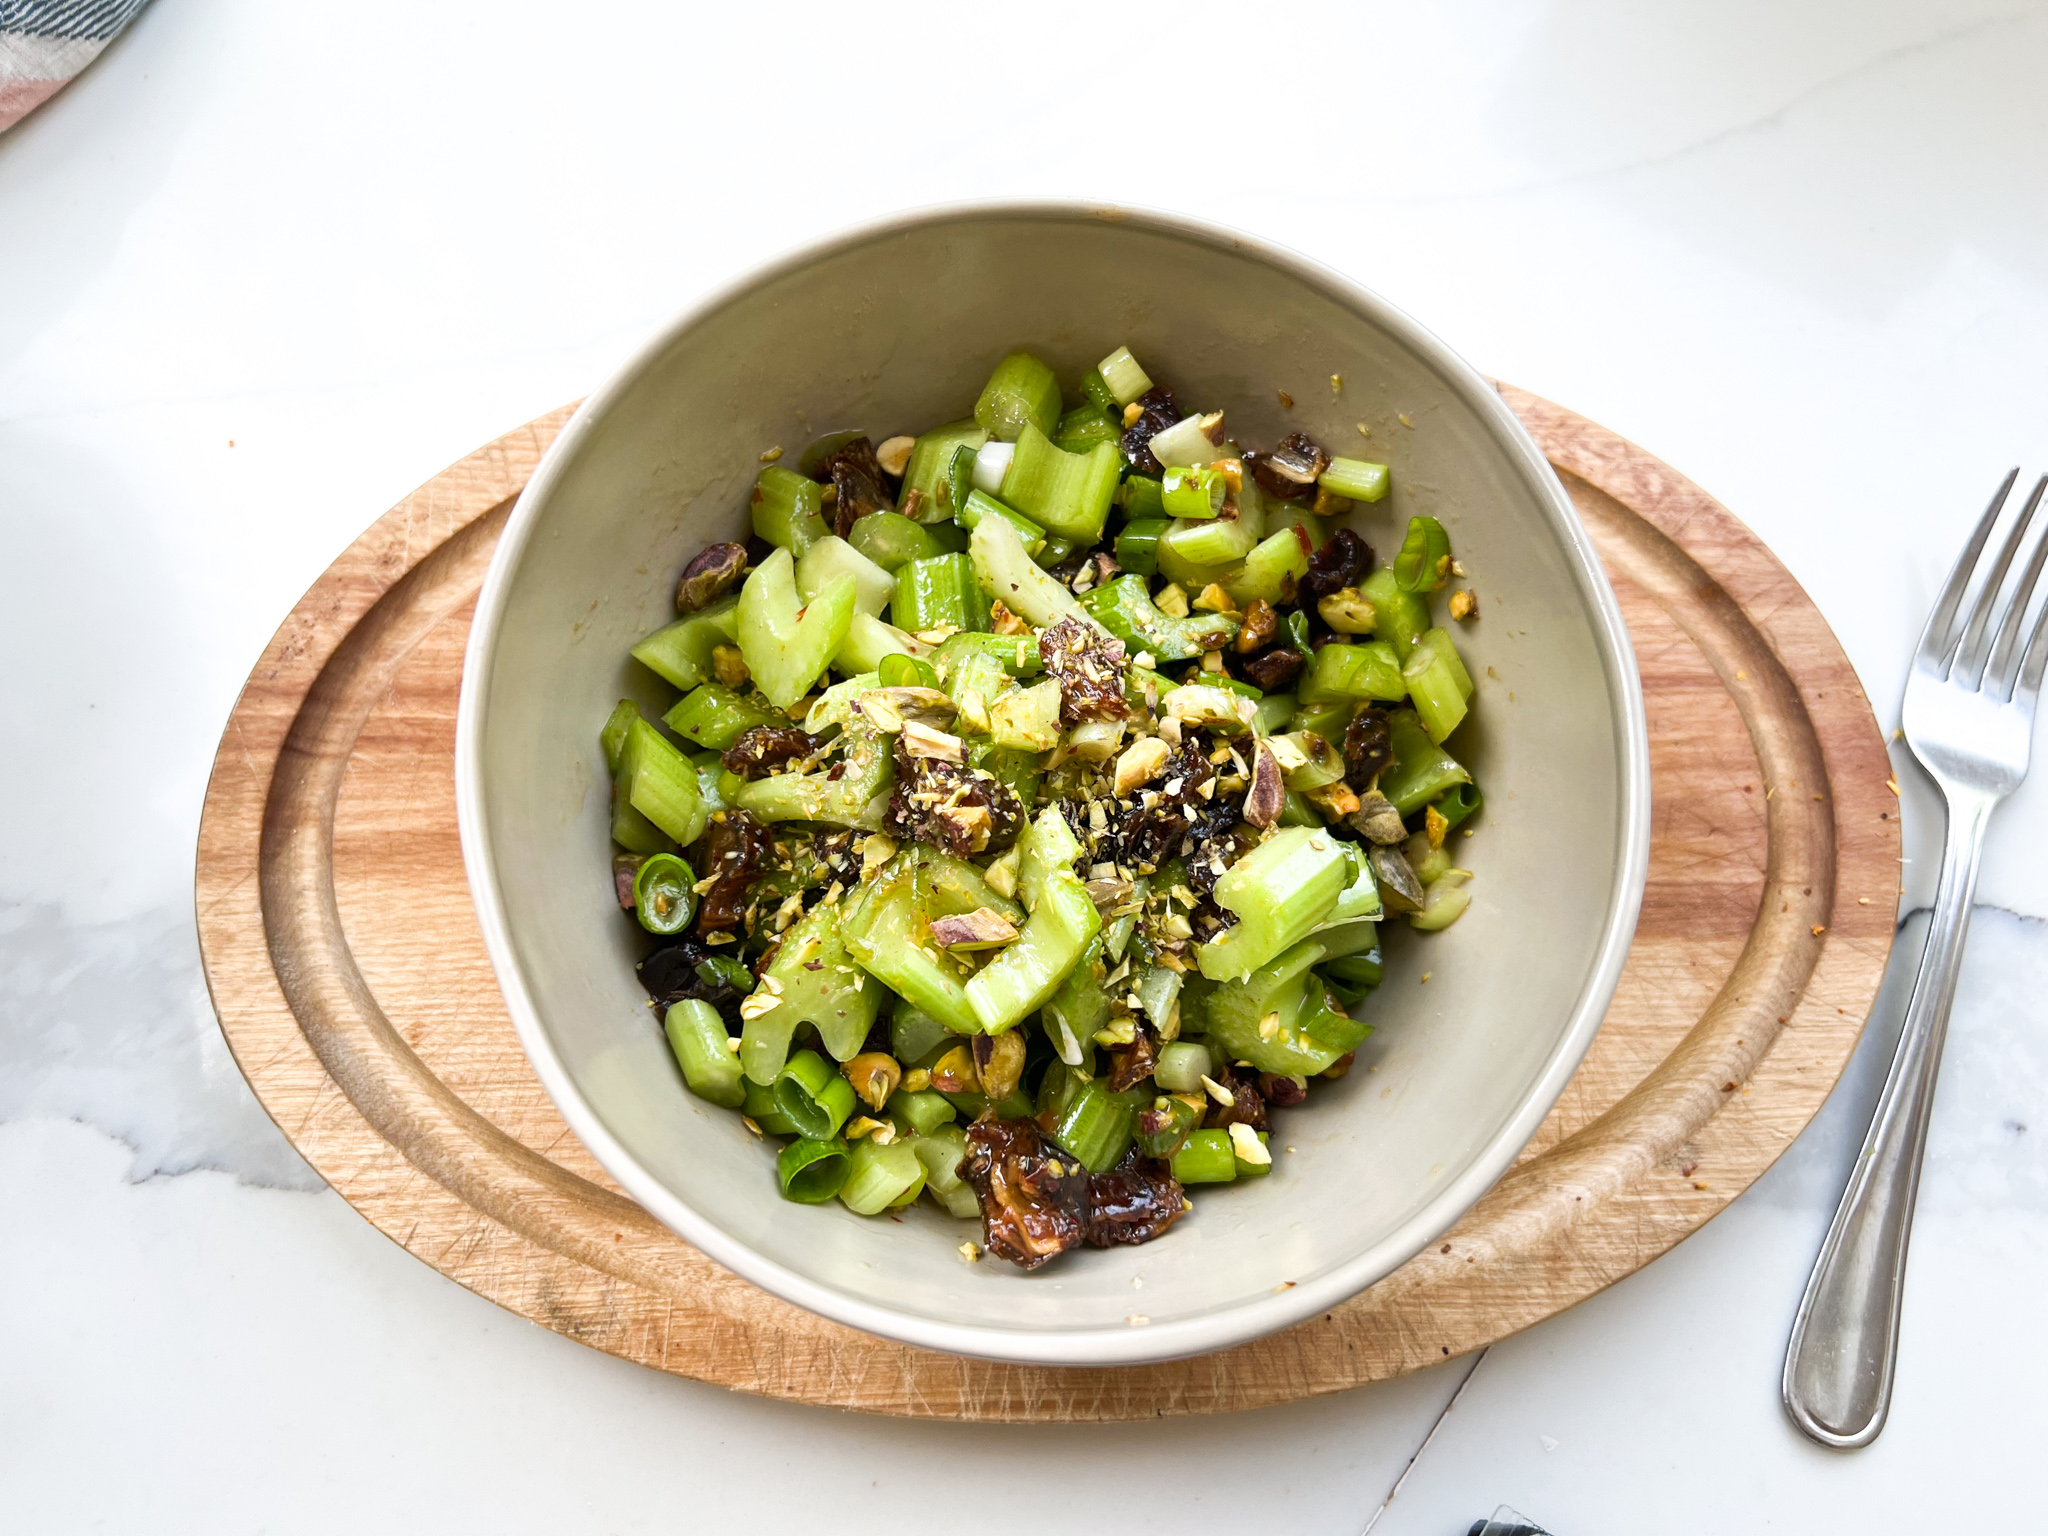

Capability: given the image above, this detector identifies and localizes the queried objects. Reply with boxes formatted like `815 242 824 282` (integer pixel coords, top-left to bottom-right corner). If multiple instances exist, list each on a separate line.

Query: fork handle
1782 789 1993 1448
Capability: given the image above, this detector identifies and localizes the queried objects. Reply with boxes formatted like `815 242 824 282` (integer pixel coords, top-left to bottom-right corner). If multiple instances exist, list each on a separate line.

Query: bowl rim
455 199 1651 1367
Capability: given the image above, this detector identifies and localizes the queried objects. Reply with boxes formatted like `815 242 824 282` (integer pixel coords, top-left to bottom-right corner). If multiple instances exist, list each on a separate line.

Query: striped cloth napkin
2 0 151 132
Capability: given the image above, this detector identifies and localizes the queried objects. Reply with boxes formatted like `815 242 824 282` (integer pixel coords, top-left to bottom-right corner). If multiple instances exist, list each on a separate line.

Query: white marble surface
4 0 2047 1528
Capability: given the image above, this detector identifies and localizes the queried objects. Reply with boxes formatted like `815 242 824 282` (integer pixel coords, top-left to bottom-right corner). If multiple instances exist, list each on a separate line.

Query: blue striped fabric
1 0 151 129
1 0 149 40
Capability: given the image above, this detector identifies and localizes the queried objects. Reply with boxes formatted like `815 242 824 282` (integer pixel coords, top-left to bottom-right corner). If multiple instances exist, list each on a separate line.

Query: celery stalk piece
973 351 1062 443
1402 626 1473 742
1147 414 1227 469
1194 938 1358 1075
1046 1078 1139 1173
1161 464 1226 519
942 646 1012 732
897 418 989 517
911 1124 972 1195
1080 574 1238 662
1096 344 1153 406
997 424 1120 544
833 611 927 674
1223 525 1313 608
617 716 707 847
849 511 943 573
1161 508 1260 570
750 466 829 554
1053 404 1123 455
803 671 881 732
1377 708 1473 816
965 807 1101 1033
1293 699 1356 743
839 1137 926 1215
608 782 671 856
1320 456 1391 502
1172 1129 1238 1184
1113 517 1169 576
1252 693 1297 737
968 513 1092 631
1275 730 1346 790
1153 1041 1213 1094
954 488 1047 556
664 999 746 1108
1298 641 1407 706
662 683 784 749
736 547 856 711
600 699 638 775
797 534 896 618
730 723 895 829
931 629 1044 678
1041 935 1111 1064
892 551 991 634
988 677 1062 752
738 903 882 1083
1134 963 1182 1033
629 595 741 690
1120 473 1167 519
1325 848 1384 923
843 873 984 1035
910 846 1025 925
888 1088 959 1137
890 999 956 1066
1195 827 1350 982
1359 568 1431 661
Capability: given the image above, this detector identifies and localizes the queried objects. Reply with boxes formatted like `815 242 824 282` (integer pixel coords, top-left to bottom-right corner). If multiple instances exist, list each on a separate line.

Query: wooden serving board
196 389 1899 1420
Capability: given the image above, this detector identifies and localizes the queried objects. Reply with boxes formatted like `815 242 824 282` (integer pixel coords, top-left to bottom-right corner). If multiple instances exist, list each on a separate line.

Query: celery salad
602 346 1482 1269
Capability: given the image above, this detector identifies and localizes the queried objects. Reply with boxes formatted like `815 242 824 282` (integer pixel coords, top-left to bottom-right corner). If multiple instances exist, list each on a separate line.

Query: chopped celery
1411 869 1473 931
664 999 745 1108
1120 474 1166 519
931 629 1044 678
912 1124 973 1197
887 1087 959 1137
1196 827 1350 982
797 534 896 618
897 418 988 517
730 723 894 828
1223 525 1312 608
662 683 783 750
998 424 1120 544
1325 846 1384 923
1045 1077 1139 1173
1172 1129 1237 1184
615 716 706 847
1161 464 1226 518
1159 509 1260 573
1194 938 1361 1075
738 902 882 1083
847 511 942 572
1113 517 1168 576
600 699 638 776
777 1138 851 1204
964 807 1100 1033
803 670 881 732
1054 404 1123 455
968 514 1091 631
1136 1094 1204 1160
892 552 991 633
965 741 1044 806
1393 515 1453 593
973 351 1062 443
736 547 855 710
1358 568 1430 661
1403 626 1474 742
941 645 1012 731
843 871 983 1035
955 488 1047 557
1080 574 1238 662
1377 708 1472 816
1035 535 1076 569
750 466 828 554
774 1050 858 1138
630 595 740 690
1293 698 1356 742
1097 344 1153 406
1041 936 1110 1064
1252 693 1297 737
909 845 1024 925
890 999 956 1066
1298 642 1407 706
1147 414 1227 468
833 611 926 674
988 677 1062 752
1320 457 1390 502
1154 1041 1213 1094
1134 963 1183 1032
1275 730 1345 790
839 1137 926 1214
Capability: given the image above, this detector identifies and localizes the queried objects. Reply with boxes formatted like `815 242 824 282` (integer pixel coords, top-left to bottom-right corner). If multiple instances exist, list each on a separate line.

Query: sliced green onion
1119 474 1166 520
892 551 992 633
1161 464 1226 519
1078 368 1118 413
1437 780 1484 830
1097 344 1153 407
1232 1128 1274 1178
847 511 943 574
876 652 941 690
777 1137 852 1203
630 594 741 691
664 999 745 1108
1154 1041 1214 1094
750 466 829 555
999 424 1120 545
1172 1129 1238 1184
1112 517 1168 577
973 351 1062 443
632 853 697 934
774 1050 859 1140
1319 457 1390 503
1392 515 1452 593
1298 642 1407 706
662 683 783 750
839 1137 927 1214
1035 535 1076 569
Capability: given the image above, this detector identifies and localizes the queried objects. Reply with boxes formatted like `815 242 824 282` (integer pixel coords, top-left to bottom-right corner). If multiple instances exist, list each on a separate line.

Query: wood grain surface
195 391 1900 1420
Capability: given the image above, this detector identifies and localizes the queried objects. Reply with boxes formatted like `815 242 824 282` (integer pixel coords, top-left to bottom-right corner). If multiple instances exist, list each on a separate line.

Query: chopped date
1039 615 1128 723
1119 386 1181 475
687 809 771 933
636 936 751 1027
1247 432 1331 501
1257 1072 1308 1108
885 747 1024 858
1203 1066 1269 1133
1237 646 1303 693
820 436 893 538
721 724 824 780
1343 707 1393 789
1107 1029 1159 1093
963 1119 1185 1267
1302 527 1371 600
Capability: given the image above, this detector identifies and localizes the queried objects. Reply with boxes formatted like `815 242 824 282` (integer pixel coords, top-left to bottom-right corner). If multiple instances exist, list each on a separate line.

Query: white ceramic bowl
457 203 1649 1367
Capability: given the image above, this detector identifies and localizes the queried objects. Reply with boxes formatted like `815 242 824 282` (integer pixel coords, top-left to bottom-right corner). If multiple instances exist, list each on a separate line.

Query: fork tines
1918 469 2048 702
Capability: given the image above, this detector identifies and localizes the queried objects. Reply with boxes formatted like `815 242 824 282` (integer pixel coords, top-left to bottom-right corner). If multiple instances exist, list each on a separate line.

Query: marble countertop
6 1 2047 1528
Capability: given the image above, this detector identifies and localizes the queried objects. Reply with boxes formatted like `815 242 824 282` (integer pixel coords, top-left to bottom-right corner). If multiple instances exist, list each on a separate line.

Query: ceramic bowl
456 203 1649 1367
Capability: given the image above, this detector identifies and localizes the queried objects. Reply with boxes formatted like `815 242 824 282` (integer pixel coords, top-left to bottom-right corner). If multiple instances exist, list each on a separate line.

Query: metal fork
1783 469 2048 1448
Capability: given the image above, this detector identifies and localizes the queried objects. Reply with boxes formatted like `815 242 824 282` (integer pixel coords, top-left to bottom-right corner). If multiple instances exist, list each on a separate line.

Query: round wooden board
196 389 1899 1420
